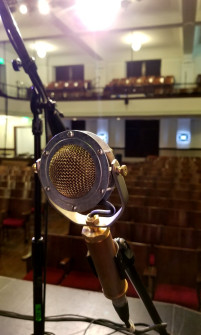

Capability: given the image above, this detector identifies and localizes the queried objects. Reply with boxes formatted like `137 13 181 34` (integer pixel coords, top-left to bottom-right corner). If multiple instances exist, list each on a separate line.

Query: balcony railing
1 75 201 101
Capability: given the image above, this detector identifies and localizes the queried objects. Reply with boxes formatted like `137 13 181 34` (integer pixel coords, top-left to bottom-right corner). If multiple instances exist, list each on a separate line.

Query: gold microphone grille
49 144 96 198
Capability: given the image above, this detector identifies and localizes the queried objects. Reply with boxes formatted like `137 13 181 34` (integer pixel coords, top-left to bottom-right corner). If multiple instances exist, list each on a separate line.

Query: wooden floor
0 205 69 280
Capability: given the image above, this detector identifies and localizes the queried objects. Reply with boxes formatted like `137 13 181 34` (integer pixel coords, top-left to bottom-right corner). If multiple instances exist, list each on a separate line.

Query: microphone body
82 223 133 329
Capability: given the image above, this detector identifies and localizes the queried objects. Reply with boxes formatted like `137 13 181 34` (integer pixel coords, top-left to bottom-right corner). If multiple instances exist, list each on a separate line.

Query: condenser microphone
36 129 134 328
82 224 134 330
36 129 128 227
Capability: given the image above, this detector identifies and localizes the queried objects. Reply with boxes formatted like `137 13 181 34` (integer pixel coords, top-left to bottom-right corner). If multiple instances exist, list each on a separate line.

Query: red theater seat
126 281 138 298
60 270 102 292
3 198 32 243
24 267 65 285
154 284 199 310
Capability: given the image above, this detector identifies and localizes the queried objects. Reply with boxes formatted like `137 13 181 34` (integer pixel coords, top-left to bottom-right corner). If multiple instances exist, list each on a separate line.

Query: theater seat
23 267 65 285
60 270 102 292
147 245 201 310
3 198 33 243
126 281 138 298
154 284 199 310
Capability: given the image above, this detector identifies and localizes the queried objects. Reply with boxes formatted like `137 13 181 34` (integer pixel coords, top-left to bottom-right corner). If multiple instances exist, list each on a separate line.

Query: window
55 65 84 81
126 61 142 77
71 120 85 130
126 60 161 77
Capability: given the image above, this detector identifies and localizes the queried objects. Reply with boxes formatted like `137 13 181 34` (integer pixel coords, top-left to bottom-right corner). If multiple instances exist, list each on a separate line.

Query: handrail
0 80 201 101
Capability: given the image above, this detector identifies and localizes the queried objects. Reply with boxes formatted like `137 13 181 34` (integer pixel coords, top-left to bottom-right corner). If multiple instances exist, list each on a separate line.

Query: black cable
0 310 167 334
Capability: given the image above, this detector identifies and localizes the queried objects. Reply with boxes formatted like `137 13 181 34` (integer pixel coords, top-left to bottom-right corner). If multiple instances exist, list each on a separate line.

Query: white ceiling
0 0 201 61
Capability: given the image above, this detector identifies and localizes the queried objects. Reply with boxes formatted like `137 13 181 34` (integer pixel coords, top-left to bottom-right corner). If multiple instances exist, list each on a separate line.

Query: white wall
62 117 125 148
191 119 201 148
2 37 201 157
3 38 201 91
0 115 32 149
159 117 201 150
2 114 201 157
160 118 177 148
109 118 125 148
0 115 46 153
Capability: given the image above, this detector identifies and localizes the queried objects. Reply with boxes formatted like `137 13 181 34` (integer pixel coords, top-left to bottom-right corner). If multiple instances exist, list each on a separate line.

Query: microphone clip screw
86 214 100 226
97 149 103 155
67 131 74 137
112 160 128 177
43 150 49 157
32 163 37 173
118 165 128 177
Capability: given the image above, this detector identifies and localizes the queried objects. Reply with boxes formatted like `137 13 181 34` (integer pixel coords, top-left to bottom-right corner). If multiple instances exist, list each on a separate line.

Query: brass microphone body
82 216 133 329
82 224 128 302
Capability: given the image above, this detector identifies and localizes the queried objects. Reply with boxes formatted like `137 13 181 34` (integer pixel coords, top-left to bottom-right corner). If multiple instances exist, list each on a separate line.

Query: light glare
75 0 121 31
38 0 50 15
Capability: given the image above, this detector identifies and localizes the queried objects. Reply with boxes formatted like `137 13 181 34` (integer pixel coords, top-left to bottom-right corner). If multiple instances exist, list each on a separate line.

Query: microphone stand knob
12 58 22 71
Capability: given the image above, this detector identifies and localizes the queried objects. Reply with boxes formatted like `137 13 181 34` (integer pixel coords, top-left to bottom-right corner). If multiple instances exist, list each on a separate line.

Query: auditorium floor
0 206 69 280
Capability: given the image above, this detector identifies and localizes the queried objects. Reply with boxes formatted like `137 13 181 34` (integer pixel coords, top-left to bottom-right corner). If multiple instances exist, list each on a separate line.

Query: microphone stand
0 2 65 335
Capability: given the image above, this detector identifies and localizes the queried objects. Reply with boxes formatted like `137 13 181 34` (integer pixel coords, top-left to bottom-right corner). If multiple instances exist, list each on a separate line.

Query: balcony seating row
103 75 175 97
43 73 201 100
45 80 93 100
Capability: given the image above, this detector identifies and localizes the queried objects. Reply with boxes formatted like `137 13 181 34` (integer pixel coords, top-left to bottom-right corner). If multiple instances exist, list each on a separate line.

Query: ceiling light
37 48 47 59
31 41 54 58
19 4 28 15
123 32 150 51
75 0 121 31
132 38 142 52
